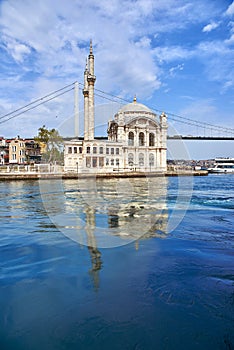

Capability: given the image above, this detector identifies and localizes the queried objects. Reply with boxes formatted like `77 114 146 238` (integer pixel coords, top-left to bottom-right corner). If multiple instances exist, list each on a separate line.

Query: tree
34 125 64 164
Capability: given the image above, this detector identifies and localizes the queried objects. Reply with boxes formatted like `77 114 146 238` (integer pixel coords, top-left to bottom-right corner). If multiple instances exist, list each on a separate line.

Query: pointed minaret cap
133 95 137 103
89 39 93 55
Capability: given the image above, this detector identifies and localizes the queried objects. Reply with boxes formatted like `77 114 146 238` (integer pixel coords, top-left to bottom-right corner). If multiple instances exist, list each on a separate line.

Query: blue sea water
0 174 233 350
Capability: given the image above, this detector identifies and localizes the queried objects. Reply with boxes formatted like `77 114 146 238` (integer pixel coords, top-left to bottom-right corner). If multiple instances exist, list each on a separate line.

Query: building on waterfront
8 136 41 165
0 137 9 165
64 41 168 174
25 140 41 164
9 137 26 164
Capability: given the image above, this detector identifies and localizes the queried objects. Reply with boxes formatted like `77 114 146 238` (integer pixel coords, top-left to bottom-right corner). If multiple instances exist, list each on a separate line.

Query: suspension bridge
0 81 233 140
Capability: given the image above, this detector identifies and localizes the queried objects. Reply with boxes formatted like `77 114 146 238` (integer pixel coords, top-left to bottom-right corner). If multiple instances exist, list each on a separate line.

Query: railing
0 164 64 173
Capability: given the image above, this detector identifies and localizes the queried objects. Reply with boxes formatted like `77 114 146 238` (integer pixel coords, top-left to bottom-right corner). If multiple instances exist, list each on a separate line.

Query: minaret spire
87 39 96 140
90 39 93 55
83 57 89 140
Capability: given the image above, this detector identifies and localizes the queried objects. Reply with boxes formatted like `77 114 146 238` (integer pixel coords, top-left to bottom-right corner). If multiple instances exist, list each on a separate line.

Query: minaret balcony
83 89 89 97
87 74 96 83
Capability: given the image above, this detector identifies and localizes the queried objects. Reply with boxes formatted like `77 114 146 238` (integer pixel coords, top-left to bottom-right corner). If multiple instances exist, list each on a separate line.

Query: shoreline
0 170 208 180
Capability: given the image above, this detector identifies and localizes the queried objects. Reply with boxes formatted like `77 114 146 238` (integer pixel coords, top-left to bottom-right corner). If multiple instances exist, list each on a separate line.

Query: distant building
64 41 168 174
9 137 26 164
0 137 8 165
8 137 41 165
25 140 41 164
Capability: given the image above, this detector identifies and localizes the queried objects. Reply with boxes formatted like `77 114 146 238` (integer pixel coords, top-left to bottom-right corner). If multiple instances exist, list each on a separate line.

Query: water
0 175 233 350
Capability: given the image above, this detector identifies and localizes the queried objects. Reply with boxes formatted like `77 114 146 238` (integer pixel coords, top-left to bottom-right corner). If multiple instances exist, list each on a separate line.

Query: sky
0 0 234 159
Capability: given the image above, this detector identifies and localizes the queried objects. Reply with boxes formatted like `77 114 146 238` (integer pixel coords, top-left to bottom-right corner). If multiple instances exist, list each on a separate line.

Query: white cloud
202 21 220 33
2 35 31 63
153 46 191 62
225 33 234 44
226 1 234 16
169 64 184 77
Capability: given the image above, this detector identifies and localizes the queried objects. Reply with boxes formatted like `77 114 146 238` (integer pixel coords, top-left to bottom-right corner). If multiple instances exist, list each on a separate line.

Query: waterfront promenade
0 164 208 180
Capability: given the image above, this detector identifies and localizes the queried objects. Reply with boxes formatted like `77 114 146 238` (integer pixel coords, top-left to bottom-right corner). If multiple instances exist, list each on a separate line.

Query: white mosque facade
64 42 168 174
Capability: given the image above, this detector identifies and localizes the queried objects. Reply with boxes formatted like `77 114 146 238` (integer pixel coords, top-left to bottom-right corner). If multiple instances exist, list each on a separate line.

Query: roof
118 100 152 114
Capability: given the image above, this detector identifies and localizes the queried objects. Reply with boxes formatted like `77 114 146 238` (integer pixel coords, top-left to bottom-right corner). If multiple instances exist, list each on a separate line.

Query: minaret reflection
80 177 168 290
85 206 102 291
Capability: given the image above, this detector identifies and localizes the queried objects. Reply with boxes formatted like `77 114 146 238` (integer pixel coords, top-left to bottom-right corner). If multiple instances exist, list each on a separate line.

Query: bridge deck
168 136 234 140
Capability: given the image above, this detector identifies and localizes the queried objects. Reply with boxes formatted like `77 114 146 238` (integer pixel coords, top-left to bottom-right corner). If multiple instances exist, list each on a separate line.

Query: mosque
64 41 168 174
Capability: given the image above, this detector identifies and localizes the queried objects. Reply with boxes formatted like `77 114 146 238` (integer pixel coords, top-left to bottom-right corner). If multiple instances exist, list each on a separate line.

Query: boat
208 158 234 173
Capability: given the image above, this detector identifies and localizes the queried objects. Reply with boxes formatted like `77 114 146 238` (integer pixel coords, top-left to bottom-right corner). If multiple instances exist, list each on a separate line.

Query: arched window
139 153 144 167
139 132 145 146
128 132 134 146
149 153 154 167
149 133 155 146
128 153 134 166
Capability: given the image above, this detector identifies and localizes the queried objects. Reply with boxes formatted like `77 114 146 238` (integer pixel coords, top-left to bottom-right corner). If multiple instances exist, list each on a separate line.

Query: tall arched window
128 132 134 146
149 153 154 167
139 132 145 146
149 133 155 146
128 153 134 166
139 153 144 167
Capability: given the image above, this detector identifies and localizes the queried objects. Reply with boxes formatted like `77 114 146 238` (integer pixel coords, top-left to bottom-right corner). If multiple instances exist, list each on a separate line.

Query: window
99 146 103 154
116 158 119 166
99 157 104 167
12 154 16 160
139 153 144 166
74 147 77 153
106 158 109 166
128 132 134 146
149 153 154 167
86 157 91 167
139 132 145 146
79 147 82 153
86 146 90 154
149 133 155 146
93 146 97 154
68 147 72 154
116 148 119 155
92 157 97 167
106 147 109 154
128 153 134 166
111 148 114 155
111 159 114 166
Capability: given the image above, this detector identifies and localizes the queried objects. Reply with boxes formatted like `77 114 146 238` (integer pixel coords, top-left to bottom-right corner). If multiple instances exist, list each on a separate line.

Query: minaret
83 58 89 140
87 40 96 140
160 112 168 170
74 81 79 138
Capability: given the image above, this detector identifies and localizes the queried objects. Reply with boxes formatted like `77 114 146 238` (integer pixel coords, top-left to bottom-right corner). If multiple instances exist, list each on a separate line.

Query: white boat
208 158 234 173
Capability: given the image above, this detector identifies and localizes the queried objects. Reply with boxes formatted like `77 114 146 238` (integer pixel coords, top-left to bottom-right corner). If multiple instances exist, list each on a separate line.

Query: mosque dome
118 100 152 114
115 97 157 124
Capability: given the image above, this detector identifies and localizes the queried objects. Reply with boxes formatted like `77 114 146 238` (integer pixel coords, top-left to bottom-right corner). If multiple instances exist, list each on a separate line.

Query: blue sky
0 0 233 159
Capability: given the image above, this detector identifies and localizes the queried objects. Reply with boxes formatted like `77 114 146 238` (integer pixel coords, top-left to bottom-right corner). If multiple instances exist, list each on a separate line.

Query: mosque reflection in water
74 177 169 290
40 177 169 290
